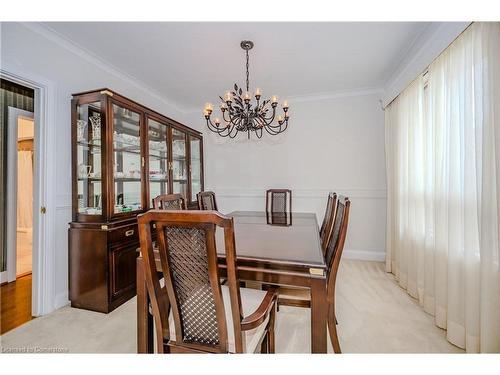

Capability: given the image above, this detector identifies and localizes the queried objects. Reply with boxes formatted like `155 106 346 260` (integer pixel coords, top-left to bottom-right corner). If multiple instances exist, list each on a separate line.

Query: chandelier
203 40 290 139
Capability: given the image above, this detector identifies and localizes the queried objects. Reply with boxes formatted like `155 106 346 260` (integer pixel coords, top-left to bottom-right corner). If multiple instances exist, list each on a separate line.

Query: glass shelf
76 101 102 216
113 103 142 214
147 117 169 201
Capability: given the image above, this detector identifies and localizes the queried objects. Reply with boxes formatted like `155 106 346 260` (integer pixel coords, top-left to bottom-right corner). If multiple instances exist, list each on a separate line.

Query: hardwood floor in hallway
1 274 33 334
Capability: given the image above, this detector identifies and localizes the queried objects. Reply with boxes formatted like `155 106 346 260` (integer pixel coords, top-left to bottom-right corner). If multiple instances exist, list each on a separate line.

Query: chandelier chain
246 49 250 92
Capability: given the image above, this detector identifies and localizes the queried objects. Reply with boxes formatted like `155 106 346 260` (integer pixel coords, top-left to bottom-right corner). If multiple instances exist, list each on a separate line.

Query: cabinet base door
110 245 139 300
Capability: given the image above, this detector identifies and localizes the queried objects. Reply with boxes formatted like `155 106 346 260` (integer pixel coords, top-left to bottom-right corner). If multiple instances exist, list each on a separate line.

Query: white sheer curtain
385 22 500 353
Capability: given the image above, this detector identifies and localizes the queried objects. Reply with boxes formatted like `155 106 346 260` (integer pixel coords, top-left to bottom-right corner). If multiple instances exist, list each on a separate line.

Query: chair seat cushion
167 285 269 353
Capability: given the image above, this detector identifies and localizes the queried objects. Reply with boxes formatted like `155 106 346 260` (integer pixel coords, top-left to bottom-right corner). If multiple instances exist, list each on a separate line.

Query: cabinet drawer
108 224 138 245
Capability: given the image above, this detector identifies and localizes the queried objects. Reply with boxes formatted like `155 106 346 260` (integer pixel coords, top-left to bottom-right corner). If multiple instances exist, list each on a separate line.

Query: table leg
310 276 328 353
137 256 153 353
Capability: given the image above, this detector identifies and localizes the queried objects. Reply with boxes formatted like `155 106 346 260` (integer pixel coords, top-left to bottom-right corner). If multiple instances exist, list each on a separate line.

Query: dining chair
324 195 350 353
197 191 218 211
137 210 278 354
277 196 350 353
265 189 292 214
276 192 337 309
152 193 186 210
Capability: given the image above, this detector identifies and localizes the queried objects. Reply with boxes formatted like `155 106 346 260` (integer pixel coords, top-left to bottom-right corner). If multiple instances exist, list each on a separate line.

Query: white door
5 107 34 282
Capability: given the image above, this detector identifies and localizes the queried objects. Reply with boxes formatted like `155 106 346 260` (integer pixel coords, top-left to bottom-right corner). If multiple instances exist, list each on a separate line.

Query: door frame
6 108 34 282
1 67 57 317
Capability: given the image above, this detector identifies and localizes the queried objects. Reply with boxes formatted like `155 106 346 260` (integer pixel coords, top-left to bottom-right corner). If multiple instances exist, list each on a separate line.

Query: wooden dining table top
215 211 326 271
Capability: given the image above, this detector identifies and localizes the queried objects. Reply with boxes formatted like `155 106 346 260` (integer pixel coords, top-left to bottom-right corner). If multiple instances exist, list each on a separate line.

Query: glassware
90 113 101 141
77 119 87 142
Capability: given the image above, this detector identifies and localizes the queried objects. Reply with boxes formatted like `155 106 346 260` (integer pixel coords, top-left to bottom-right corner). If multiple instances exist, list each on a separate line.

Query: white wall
1 22 387 314
1 22 190 310
185 92 387 261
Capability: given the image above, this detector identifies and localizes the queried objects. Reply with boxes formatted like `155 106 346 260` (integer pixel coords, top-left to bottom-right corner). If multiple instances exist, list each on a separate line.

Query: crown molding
183 86 384 114
21 22 190 114
382 21 471 107
285 86 384 103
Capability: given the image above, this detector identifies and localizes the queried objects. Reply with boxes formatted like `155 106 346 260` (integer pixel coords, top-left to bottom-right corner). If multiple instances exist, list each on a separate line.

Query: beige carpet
0 260 463 353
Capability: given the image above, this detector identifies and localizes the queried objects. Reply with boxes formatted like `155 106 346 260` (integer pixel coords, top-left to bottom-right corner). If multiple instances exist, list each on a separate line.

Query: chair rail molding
212 187 387 263
214 188 386 200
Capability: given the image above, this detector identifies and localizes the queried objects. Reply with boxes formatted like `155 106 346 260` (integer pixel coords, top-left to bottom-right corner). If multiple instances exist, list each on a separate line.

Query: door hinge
40 206 47 214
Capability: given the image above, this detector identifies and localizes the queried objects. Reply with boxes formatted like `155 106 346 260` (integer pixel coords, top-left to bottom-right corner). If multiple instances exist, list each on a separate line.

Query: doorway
10 109 35 279
1 79 35 333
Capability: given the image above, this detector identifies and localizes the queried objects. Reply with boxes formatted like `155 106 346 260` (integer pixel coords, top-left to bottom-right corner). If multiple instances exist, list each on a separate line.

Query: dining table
136 211 328 353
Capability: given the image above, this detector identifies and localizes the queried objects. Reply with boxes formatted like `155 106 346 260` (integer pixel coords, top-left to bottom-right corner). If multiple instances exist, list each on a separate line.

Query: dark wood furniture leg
310 276 328 353
137 257 153 353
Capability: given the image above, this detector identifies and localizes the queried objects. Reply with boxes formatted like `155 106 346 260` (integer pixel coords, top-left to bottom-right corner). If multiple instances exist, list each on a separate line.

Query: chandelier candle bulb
224 91 232 103
271 95 278 104
283 100 289 109
255 88 261 99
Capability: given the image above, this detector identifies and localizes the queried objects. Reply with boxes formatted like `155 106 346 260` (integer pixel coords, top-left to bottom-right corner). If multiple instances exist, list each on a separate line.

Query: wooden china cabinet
68 88 204 313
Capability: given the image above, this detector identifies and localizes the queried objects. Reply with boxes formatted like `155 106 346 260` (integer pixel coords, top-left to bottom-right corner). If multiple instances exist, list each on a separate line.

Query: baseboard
343 249 385 262
0 271 7 284
54 292 70 310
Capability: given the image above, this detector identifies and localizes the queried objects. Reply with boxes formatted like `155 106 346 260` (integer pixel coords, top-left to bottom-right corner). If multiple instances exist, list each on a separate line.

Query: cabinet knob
125 229 135 237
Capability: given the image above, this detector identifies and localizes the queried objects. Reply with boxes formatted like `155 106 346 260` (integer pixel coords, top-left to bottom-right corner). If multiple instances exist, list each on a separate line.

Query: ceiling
43 22 432 111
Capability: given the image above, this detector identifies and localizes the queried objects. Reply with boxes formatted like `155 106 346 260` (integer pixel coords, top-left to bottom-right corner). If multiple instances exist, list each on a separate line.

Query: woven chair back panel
325 201 345 268
320 195 334 242
165 227 220 346
271 192 287 214
201 195 215 210
161 199 182 210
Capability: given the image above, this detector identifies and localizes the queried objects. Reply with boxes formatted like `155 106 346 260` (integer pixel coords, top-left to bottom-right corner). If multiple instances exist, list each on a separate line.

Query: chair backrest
319 192 337 253
152 193 186 210
137 210 246 354
324 196 350 302
266 211 292 226
265 189 292 214
197 191 218 211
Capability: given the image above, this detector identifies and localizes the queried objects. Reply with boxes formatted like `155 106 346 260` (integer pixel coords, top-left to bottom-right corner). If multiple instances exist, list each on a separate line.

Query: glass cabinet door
171 128 188 199
112 103 143 214
147 118 169 205
76 101 103 216
189 136 202 203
